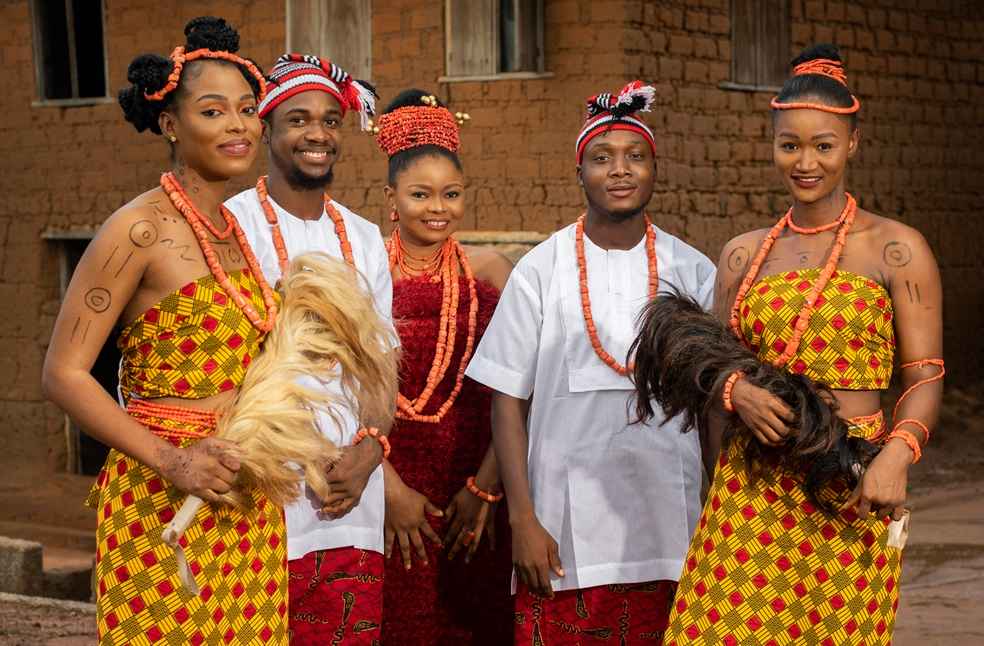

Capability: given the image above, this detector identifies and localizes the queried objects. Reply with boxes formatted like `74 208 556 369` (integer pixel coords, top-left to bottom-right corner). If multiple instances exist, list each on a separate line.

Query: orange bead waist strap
127 398 217 442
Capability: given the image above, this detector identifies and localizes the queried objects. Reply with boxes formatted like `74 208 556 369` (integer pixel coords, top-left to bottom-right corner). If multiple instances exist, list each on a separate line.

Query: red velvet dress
382 275 514 645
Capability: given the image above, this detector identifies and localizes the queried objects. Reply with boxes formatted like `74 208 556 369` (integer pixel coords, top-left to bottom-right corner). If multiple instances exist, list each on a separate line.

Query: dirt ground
0 594 94 645
1 387 982 645
890 386 984 646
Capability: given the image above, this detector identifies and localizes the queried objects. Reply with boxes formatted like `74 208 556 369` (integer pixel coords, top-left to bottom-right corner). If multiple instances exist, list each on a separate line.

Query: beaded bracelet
722 370 745 413
466 476 503 503
353 427 391 460
893 418 931 444
886 429 922 464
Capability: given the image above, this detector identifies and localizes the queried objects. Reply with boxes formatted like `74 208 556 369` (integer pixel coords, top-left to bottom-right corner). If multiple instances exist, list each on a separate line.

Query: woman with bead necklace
42 17 288 644
373 89 514 645
662 45 943 645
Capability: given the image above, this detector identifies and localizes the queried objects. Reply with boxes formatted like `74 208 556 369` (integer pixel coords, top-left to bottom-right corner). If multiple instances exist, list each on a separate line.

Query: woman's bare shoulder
463 244 514 291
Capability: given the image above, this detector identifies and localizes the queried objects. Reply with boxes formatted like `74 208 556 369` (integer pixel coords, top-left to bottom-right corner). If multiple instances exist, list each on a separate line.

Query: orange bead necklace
785 197 850 234
575 213 658 376
255 175 356 277
729 193 857 367
392 240 447 278
160 172 278 332
387 227 478 423
168 177 234 240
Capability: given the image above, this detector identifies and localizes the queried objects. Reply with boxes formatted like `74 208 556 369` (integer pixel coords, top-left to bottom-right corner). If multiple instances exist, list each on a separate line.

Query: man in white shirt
224 53 393 646
465 81 716 645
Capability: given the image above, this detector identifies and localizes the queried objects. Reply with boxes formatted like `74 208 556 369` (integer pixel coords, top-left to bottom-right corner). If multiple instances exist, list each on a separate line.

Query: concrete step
0 536 43 596
0 522 95 602
43 546 93 602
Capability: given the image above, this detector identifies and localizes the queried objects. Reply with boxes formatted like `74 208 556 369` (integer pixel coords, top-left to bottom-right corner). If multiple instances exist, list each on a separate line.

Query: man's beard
272 152 335 191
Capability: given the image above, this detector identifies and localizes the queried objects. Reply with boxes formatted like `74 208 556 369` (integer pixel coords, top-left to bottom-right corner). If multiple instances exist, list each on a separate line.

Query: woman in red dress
374 89 514 644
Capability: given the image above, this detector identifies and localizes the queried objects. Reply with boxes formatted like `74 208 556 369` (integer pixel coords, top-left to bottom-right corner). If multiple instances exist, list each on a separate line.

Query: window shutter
500 0 543 73
731 0 758 86
288 0 372 80
758 0 790 87
287 0 321 54
445 0 497 77
731 0 789 89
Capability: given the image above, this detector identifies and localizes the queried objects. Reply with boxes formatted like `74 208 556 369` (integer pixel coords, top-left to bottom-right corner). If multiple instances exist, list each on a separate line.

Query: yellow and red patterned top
117 267 274 401
736 268 895 390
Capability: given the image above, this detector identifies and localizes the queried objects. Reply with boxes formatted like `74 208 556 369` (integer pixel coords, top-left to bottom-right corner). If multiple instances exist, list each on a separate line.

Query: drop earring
390 209 400 222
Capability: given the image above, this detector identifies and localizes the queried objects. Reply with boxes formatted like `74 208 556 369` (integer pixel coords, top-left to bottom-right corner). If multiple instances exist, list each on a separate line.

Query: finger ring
462 530 476 545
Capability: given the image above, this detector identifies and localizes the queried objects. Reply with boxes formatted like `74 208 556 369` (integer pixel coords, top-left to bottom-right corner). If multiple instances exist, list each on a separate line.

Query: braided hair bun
118 16 260 134
184 16 240 53
118 54 172 133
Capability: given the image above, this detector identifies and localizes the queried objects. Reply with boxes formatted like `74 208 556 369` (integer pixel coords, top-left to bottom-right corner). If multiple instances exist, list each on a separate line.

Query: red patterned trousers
515 580 677 646
288 548 384 645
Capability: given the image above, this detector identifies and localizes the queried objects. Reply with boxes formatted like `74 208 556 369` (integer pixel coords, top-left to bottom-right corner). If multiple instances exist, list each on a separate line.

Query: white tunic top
465 221 716 592
226 187 393 559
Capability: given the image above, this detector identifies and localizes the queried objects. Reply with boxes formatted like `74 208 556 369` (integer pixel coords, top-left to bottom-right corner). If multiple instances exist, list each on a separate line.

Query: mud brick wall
0 0 980 473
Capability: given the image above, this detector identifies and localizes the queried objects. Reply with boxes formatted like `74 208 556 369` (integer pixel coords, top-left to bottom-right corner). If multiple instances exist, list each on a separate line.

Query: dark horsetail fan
628 291 879 512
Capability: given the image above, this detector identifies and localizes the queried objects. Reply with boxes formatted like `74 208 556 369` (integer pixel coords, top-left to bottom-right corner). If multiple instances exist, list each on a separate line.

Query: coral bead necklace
575 212 658 376
160 172 279 332
386 227 478 423
255 175 356 276
729 193 857 367
391 237 447 278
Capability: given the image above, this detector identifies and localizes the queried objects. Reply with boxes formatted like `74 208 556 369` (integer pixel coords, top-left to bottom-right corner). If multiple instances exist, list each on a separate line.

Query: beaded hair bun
374 94 469 157
771 44 860 115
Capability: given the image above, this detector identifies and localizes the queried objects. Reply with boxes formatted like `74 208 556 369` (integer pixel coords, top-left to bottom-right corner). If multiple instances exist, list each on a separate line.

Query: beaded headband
144 46 267 102
374 95 469 157
258 53 377 130
576 80 657 164
770 58 860 115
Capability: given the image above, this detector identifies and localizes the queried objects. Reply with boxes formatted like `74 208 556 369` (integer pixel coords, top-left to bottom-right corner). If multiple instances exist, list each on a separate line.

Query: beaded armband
887 358 945 464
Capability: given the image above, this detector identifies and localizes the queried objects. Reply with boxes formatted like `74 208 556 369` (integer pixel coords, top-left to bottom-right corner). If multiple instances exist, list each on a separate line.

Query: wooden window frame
439 0 552 83
29 0 112 107
720 0 790 93
285 0 373 81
